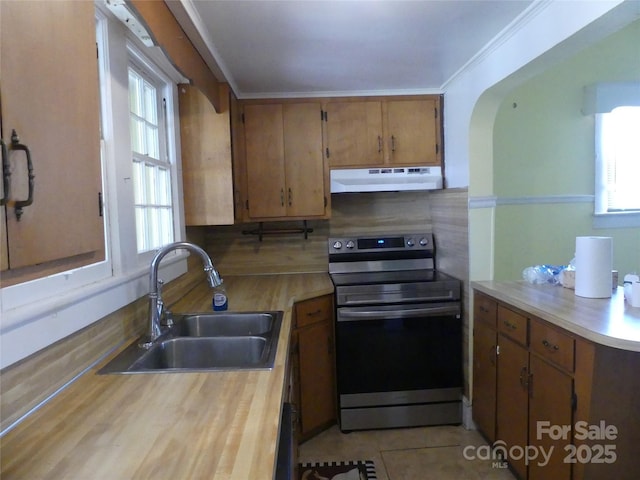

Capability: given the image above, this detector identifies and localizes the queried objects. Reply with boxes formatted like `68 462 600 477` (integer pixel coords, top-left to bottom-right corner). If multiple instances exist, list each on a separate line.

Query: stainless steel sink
98 311 283 374
175 312 274 337
130 337 270 371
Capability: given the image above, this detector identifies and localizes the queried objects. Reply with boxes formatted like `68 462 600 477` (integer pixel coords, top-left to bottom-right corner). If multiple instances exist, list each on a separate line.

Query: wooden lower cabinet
472 293 498 442
291 295 336 441
496 335 530 479
528 354 573 480
473 290 640 480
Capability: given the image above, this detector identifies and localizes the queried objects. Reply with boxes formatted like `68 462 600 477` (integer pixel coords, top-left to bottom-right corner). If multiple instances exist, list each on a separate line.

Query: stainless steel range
328 232 462 431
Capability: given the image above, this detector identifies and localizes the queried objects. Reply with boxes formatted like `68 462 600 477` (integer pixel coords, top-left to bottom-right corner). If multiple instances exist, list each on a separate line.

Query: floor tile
299 425 515 480
382 445 515 480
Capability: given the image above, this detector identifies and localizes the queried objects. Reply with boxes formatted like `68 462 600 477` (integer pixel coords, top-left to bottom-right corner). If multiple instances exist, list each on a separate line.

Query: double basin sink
98 311 283 374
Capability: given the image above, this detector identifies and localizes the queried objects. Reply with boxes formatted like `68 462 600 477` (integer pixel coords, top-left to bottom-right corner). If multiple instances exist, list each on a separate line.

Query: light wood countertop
0 273 334 480
472 280 640 352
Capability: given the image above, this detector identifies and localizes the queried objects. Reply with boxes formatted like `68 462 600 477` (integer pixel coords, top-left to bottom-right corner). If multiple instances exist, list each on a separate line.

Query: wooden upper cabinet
386 98 440 166
324 101 384 167
179 84 234 226
0 1 104 284
243 102 326 221
282 103 325 217
325 96 442 168
244 104 288 219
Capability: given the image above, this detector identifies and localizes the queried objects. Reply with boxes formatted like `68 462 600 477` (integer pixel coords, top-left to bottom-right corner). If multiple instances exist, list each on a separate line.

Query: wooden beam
128 0 221 112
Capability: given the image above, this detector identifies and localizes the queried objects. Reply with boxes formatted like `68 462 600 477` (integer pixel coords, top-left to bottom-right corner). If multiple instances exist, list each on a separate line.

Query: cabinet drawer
295 295 333 329
497 305 527 345
474 293 497 328
530 318 575 372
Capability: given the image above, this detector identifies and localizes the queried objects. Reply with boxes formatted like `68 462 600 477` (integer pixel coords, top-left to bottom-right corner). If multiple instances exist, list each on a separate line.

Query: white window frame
593 107 640 229
0 5 189 369
127 50 179 256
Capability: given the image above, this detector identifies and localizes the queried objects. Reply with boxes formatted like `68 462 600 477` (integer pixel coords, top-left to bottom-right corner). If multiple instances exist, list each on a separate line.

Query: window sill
0 252 188 369
593 211 640 229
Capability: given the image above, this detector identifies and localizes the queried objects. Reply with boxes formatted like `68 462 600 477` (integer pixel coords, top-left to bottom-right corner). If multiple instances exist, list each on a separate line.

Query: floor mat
299 460 377 480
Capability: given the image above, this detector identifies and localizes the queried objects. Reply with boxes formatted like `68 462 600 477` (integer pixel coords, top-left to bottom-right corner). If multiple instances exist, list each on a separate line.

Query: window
595 106 640 214
128 64 174 252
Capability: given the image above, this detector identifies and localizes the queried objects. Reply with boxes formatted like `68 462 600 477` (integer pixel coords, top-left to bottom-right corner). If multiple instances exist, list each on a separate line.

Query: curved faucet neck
143 241 222 347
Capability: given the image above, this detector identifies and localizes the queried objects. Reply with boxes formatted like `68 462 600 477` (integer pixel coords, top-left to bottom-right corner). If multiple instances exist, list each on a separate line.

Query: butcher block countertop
0 273 334 480
472 280 640 352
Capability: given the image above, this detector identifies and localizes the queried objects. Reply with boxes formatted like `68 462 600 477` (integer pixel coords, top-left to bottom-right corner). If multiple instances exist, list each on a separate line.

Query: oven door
336 302 462 404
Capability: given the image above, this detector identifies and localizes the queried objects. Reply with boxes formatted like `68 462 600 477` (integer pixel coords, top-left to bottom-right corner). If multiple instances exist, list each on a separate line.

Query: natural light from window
597 106 640 213
128 66 174 252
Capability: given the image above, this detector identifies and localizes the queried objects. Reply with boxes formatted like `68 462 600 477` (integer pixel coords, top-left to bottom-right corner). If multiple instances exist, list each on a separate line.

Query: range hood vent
330 166 443 193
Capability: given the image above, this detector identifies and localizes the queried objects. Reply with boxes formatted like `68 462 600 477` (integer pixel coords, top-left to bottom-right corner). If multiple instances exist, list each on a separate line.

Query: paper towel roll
631 282 640 308
575 236 613 298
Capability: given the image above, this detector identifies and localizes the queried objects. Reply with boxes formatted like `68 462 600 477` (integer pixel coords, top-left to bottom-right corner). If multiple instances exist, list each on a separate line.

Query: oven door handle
337 304 460 321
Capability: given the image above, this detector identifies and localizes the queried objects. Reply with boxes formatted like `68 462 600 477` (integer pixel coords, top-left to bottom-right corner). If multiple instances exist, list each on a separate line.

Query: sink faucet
141 241 222 348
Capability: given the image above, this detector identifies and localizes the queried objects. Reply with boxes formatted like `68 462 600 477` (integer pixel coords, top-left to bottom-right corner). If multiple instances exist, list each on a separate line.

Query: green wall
492 20 640 281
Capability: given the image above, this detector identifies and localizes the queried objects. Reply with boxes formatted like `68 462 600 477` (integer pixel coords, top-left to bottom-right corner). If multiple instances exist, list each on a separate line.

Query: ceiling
171 0 535 98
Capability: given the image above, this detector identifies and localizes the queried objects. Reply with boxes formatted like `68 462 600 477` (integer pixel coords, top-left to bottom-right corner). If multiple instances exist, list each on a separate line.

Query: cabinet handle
519 366 529 389
390 135 396 152
288 187 292 206
10 130 35 221
479 305 490 314
0 138 10 206
542 339 559 351
503 320 517 330
489 345 497 366
377 135 382 153
280 188 284 206
306 309 323 317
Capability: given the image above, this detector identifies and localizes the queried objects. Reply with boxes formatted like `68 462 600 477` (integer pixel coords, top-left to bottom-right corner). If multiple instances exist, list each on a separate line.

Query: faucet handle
162 309 174 327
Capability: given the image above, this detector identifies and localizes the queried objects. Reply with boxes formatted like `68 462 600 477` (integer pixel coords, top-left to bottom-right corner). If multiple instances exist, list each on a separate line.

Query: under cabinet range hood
330 166 443 193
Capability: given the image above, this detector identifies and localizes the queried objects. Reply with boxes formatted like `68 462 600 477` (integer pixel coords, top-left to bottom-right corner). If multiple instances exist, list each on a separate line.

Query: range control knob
419 237 429 246
332 241 343 250
346 240 355 249
407 238 415 247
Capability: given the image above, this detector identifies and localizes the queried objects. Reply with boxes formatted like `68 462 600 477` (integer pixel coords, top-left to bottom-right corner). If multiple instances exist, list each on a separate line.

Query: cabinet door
386 99 440 166
244 104 287 218
528 355 573 480
298 318 336 438
1 115 7 272
473 320 498 442
325 101 383 167
1 1 104 274
179 84 234 226
283 103 325 217
497 335 529 479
